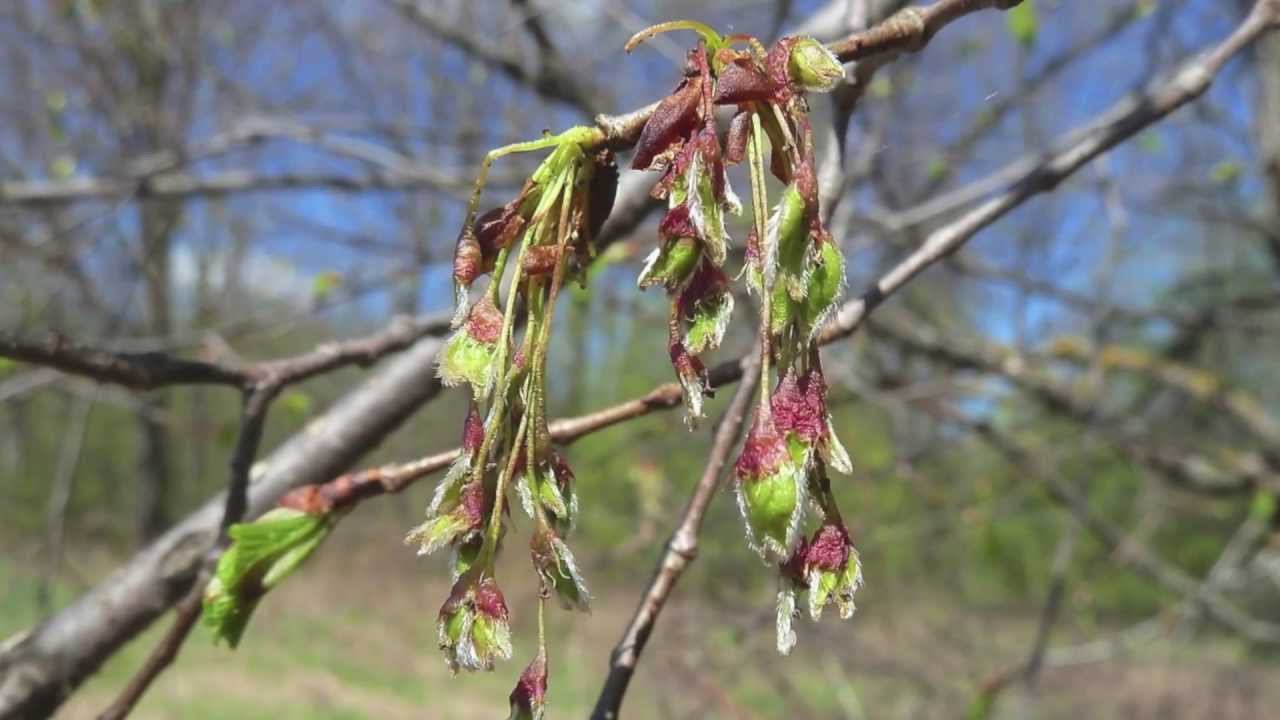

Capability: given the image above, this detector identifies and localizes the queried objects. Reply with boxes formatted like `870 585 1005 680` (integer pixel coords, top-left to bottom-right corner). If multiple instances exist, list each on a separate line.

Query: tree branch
591 353 762 720
0 335 447 718
0 313 449 392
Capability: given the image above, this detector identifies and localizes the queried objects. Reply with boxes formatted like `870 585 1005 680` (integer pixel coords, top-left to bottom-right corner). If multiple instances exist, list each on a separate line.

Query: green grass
5 530 1280 720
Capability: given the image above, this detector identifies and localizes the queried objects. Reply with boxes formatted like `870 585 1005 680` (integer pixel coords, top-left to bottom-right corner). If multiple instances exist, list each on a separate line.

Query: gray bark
0 335 444 719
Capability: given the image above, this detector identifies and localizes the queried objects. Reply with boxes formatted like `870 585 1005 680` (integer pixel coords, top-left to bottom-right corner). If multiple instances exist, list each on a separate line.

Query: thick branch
0 334 246 389
827 0 1021 60
0 336 447 718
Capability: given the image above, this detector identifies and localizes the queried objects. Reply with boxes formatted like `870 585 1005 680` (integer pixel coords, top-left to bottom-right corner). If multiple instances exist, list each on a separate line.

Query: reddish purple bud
771 366 827 445
466 295 504 345
735 412 791 480
474 576 510 621
458 481 489 530
462 403 485 453
453 228 485 287
658 203 697 241
805 522 851 572
522 245 562 277
508 649 548 720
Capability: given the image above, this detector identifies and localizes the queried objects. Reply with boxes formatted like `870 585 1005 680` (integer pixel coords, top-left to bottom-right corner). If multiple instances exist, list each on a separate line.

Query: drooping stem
467 245 528 495
486 247 511 305
747 110 774 409
532 164 579 385
768 102 803 171
464 136 572 243
482 411 529 566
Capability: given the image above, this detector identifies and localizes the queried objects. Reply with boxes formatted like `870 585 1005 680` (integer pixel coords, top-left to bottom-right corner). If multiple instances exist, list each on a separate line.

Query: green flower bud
765 183 813 299
734 412 809 560
439 295 504 400
404 480 487 557
638 235 701 292
797 240 846 341
787 37 845 93
516 451 579 536
680 264 734 355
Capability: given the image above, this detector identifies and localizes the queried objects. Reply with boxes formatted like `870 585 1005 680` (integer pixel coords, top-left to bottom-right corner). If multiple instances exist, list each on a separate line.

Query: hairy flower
678 261 734 355
516 449 579 536
734 410 808 560
438 574 513 672
778 521 863 641
771 364 852 474
508 648 548 720
439 295 504 400
405 479 488 557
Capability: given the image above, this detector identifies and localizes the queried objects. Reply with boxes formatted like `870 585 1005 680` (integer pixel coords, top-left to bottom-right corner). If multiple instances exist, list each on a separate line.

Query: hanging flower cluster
632 32 742 423
203 20 862 714
415 121 617 705
628 23 862 655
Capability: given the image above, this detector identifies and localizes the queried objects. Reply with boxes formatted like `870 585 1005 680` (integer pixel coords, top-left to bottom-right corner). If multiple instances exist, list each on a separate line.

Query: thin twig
95 385 275 720
590 352 762 720
0 313 449 393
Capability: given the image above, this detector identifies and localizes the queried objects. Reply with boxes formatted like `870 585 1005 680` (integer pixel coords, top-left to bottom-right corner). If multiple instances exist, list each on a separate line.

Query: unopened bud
734 411 807 560
787 37 844 93
508 648 548 720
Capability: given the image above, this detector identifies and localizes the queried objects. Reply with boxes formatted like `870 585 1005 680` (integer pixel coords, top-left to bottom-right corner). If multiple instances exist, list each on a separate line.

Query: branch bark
0 335 446 718
590 353 762 720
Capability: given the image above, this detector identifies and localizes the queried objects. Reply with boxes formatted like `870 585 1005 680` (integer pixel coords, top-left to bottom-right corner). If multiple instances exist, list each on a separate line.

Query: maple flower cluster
201 22 863 717
629 24 862 655
423 123 618 685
